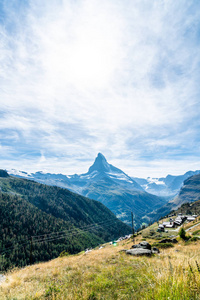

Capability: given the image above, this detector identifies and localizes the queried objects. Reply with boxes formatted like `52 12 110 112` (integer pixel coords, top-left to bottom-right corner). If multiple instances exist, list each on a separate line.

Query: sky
0 0 200 178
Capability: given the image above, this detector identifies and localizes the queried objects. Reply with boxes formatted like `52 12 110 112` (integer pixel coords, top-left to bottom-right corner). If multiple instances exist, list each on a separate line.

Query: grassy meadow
0 234 200 300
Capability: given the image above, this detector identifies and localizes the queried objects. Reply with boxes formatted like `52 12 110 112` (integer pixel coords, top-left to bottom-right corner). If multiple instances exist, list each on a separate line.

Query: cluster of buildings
157 213 198 232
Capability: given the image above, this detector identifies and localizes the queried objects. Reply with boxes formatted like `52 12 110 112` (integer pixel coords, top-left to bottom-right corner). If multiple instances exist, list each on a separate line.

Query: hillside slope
143 174 200 223
171 174 200 207
0 231 200 299
0 172 130 270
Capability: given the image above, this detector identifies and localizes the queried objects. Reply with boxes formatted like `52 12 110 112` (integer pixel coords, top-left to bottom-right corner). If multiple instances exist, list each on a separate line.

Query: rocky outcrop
126 249 152 256
131 241 151 250
152 247 160 254
126 241 159 256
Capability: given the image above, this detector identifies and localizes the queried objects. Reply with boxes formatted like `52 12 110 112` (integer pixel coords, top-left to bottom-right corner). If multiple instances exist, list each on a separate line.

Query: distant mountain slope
0 172 130 270
9 154 168 228
171 174 200 208
133 170 200 196
80 179 167 228
142 174 200 224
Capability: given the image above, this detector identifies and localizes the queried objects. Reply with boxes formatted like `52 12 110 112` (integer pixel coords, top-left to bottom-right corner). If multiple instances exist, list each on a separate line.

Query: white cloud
0 0 200 177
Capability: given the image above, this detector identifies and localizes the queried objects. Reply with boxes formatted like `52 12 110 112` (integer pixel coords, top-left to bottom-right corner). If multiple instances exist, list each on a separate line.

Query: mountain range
142 173 200 224
133 170 200 196
8 153 168 228
8 153 200 228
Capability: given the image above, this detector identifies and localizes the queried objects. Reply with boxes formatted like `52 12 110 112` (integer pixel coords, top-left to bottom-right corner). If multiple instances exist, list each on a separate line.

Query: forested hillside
0 173 130 270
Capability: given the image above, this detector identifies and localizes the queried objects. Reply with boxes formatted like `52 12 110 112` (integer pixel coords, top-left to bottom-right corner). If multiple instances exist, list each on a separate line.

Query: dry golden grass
0 237 200 300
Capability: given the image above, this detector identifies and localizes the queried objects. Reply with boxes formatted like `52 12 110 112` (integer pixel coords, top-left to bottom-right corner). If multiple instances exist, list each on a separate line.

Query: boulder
126 249 152 256
131 241 151 250
152 247 160 254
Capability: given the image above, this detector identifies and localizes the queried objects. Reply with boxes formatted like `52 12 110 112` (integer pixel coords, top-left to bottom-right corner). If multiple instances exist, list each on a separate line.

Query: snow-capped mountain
77 153 143 190
9 153 143 193
8 153 167 228
133 170 200 197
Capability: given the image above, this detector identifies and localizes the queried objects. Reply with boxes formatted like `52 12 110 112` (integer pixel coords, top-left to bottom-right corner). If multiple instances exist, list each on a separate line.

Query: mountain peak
97 153 106 161
88 153 110 173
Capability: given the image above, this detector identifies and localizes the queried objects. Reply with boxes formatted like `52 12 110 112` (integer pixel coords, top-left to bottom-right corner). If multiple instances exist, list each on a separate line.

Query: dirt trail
185 222 200 232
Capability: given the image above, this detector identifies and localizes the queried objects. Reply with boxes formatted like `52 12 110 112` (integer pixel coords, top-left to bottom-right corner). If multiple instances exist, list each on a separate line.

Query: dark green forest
0 173 130 270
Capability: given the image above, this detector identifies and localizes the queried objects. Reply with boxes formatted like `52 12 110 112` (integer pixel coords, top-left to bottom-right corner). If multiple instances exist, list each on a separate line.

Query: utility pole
30 237 33 265
131 212 135 243
0 255 2 272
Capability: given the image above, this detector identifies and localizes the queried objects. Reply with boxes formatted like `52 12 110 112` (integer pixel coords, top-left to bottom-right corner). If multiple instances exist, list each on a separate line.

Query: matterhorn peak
97 153 107 161
88 153 110 173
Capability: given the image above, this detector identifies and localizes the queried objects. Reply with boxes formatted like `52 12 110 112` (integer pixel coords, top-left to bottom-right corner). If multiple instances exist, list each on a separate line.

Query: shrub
179 228 186 240
59 250 69 257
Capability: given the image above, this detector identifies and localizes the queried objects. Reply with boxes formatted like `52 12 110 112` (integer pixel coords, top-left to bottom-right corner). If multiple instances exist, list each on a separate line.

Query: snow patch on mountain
146 177 165 185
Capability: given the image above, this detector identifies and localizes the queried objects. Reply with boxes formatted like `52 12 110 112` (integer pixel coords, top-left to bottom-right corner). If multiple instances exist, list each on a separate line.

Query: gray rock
131 241 151 250
152 247 160 254
126 249 152 256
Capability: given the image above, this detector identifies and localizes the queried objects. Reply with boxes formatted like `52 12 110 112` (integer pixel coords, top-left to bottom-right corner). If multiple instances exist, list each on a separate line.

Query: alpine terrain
133 170 200 197
9 153 168 228
0 170 130 270
142 173 200 223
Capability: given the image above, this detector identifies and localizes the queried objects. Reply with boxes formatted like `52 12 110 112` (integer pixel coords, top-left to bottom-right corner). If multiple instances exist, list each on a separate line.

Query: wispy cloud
0 0 200 177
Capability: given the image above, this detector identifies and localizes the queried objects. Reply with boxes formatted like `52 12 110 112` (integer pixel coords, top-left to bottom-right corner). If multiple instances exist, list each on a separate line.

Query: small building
174 220 182 226
162 222 174 228
187 216 196 222
174 215 187 226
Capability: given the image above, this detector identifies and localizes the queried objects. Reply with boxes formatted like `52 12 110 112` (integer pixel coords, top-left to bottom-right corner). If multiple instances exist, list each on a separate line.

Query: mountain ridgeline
171 174 200 208
142 173 200 224
133 170 200 196
9 153 168 228
0 172 130 270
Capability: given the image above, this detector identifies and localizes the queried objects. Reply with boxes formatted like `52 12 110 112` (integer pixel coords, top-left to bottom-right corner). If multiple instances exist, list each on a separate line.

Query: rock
126 249 152 256
171 239 178 244
0 275 6 285
152 247 160 254
131 241 151 250
159 238 178 244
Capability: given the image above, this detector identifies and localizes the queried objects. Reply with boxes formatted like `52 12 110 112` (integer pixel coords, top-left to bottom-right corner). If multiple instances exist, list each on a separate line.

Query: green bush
59 250 69 257
179 228 186 240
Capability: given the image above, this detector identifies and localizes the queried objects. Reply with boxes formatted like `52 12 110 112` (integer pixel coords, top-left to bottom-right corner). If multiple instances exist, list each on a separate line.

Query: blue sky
0 0 200 177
